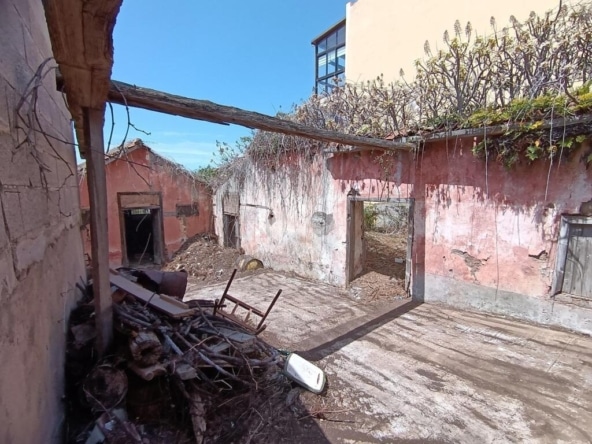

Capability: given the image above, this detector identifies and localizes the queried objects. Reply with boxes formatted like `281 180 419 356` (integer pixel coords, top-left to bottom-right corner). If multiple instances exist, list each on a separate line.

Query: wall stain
451 249 489 281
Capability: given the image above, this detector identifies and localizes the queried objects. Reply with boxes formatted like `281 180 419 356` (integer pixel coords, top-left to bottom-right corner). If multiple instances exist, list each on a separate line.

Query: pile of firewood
114 297 282 384
66 276 288 444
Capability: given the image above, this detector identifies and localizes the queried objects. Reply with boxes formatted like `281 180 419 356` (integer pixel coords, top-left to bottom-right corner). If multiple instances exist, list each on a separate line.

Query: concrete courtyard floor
185 272 592 443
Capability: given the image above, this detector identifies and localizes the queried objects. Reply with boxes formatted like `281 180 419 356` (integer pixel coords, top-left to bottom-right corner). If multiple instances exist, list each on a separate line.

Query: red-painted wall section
79 141 213 265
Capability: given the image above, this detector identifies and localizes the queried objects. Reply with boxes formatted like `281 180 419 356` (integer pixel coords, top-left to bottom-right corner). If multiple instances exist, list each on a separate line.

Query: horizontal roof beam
107 80 415 152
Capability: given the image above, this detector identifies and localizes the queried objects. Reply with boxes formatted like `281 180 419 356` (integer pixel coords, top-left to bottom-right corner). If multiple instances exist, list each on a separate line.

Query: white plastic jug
284 353 326 394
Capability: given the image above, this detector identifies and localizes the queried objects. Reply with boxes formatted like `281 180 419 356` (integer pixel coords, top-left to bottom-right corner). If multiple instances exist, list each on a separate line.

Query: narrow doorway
222 191 240 249
223 214 239 249
123 208 163 266
347 199 413 300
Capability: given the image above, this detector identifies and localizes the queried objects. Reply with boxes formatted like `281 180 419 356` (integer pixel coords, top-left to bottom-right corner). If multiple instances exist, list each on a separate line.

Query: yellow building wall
345 0 568 83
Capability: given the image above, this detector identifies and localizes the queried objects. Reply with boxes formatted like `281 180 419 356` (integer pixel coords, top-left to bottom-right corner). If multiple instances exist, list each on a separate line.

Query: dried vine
214 1 592 174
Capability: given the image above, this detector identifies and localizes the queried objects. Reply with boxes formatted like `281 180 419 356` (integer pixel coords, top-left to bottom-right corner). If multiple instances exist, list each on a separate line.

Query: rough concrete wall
220 138 592 331
215 154 342 285
79 146 213 264
0 1 86 442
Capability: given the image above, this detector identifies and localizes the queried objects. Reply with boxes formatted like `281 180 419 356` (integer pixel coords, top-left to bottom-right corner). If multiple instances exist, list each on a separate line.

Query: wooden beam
43 0 121 108
400 114 592 144
43 0 122 153
83 107 112 355
43 0 122 355
109 271 195 318
107 80 415 151
324 145 410 154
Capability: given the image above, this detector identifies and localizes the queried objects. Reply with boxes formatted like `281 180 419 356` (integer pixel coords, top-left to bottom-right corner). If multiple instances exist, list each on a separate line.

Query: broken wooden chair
213 269 282 335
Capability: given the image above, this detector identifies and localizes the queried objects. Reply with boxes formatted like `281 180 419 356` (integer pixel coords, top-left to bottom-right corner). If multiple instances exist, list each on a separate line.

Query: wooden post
83 107 112 355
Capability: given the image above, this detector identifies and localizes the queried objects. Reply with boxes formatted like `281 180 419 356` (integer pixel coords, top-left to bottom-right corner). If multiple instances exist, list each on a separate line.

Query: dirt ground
164 234 265 288
349 231 408 302
185 273 592 443
155 237 592 442
166 232 409 304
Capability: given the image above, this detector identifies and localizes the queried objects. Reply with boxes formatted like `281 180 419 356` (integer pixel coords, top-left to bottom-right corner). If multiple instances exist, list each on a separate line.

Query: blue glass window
313 21 346 95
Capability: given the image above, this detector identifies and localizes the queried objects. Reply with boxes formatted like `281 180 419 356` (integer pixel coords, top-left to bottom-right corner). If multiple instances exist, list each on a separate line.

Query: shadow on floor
298 300 422 361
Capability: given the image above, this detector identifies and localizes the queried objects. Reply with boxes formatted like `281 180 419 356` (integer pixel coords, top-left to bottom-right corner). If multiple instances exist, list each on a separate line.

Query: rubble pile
65 274 298 444
163 234 266 288
164 233 236 281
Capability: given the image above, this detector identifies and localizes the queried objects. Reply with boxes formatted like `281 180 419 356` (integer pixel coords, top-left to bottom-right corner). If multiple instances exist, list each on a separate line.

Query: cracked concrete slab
185 272 592 443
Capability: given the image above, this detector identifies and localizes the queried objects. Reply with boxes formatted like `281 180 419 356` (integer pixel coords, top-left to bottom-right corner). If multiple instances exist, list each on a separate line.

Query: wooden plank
44 0 122 155
551 216 571 295
324 145 403 154
405 200 414 295
107 80 415 152
109 271 195 318
199 327 256 344
564 224 592 298
352 201 365 279
83 107 112 355
119 193 161 208
223 192 240 215
43 0 122 108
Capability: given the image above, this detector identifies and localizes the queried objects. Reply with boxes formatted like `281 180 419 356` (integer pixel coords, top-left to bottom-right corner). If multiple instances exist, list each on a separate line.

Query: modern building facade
313 0 570 89
312 19 346 94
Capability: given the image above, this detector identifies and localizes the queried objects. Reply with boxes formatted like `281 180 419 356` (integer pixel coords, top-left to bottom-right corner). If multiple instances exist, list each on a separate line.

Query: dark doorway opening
223 214 239 249
123 208 162 266
347 199 413 301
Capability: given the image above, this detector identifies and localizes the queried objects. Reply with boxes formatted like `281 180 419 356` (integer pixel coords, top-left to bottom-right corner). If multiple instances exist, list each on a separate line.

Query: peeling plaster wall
415 139 592 332
0 1 86 442
79 146 213 264
215 151 413 286
218 138 592 332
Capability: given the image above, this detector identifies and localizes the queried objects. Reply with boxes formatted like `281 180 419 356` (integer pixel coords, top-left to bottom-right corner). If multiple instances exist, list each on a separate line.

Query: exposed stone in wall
311 211 334 236
451 249 490 281
0 1 85 442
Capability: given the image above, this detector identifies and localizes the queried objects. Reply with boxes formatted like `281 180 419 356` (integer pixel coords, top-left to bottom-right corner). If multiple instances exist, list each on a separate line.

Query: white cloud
158 130 223 138
105 124 248 170
150 140 217 170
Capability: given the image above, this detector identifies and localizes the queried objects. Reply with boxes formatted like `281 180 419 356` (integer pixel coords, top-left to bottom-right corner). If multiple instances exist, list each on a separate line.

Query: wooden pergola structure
42 0 414 354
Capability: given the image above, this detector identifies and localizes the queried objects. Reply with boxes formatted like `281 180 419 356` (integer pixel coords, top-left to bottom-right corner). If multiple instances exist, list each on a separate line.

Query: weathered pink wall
216 150 413 286
216 138 592 331
79 144 213 264
410 139 592 330
0 1 86 442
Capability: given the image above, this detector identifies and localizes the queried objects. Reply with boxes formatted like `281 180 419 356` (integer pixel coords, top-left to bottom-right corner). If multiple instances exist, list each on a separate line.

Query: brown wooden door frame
223 213 240 249
345 197 415 295
346 199 364 283
552 215 592 298
117 192 165 266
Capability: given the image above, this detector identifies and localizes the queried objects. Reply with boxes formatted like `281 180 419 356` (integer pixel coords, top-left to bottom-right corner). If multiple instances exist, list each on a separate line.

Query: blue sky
107 0 348 170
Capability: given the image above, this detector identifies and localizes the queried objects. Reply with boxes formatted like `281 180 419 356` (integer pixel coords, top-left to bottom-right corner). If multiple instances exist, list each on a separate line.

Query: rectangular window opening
313 21 346 95
176 203 199 217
